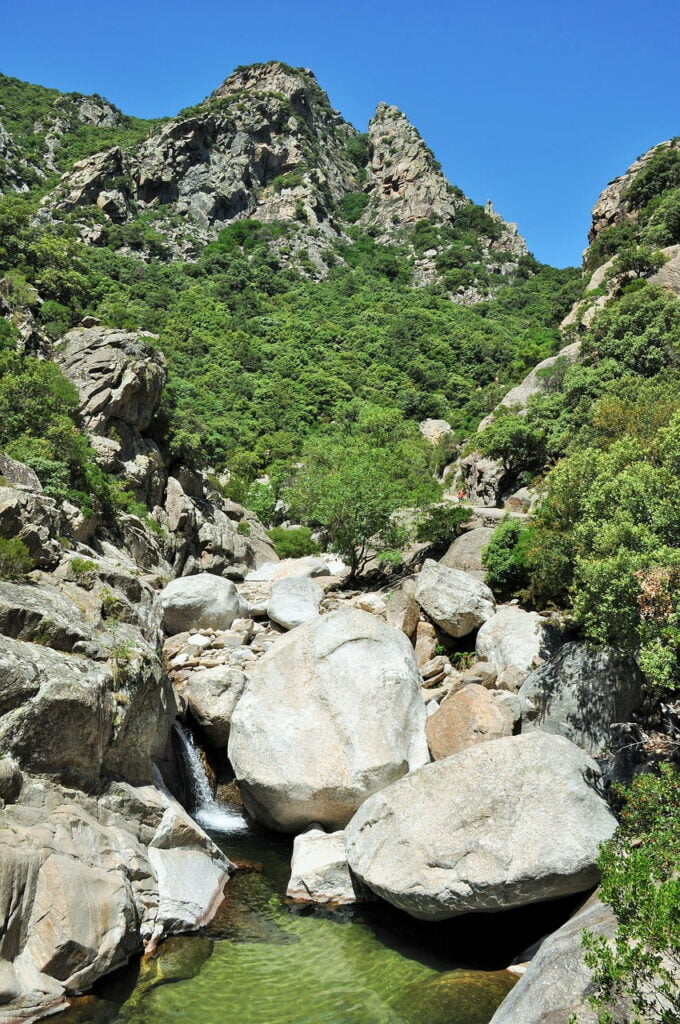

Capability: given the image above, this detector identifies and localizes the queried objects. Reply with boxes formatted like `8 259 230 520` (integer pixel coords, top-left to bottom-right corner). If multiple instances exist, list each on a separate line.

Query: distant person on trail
457 489 466 501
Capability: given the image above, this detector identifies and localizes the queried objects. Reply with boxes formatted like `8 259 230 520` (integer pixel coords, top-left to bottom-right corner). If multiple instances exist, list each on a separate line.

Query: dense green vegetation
0 73 161 193
580 765 680 1024
477 283 680 696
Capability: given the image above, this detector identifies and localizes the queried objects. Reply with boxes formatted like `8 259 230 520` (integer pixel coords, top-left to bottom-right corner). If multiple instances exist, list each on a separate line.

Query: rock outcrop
0 777 233 1020
519 642 644 757
228 608 429 832
345 733 616 920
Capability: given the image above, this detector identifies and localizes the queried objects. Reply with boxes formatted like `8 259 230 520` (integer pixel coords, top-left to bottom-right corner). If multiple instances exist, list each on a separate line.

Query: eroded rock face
476 605 562 689
0 779 233 1020
228 608 429 832
286 829 359 905
588 140 675 243
159 574 248 635
415 559 495 637
477 341 581 431
0 486 62 568
345 733 616 920
55 326 167 433
519 642 644 757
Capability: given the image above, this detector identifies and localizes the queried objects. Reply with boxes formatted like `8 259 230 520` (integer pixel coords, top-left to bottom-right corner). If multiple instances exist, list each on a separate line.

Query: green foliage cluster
0 73 159 192
477 284 680 695
268 526 321 559
0 537 34 580
581 765 680 1024
482 517 534 600
284 407 441 576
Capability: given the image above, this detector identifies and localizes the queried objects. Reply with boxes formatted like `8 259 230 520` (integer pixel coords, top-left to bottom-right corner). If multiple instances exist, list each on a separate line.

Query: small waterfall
173 721 248 834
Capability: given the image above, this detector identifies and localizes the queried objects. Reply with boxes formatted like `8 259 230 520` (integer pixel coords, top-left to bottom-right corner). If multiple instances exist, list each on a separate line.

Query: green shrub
236 520 251 536
581 765 680 1023
415 503 472 549
0 537 34 580
339 192 369 223
482 517 534 600
268 525 321 559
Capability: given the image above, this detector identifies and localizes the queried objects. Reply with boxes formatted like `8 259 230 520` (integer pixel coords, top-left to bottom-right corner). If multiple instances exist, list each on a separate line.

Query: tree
285 418 440 577
476 406 546 477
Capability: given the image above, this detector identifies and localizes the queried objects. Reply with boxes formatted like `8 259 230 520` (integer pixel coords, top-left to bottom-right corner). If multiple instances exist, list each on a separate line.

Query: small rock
286 829 359 905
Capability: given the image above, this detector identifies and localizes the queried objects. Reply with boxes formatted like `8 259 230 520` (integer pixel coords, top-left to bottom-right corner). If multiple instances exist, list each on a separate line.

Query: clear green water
64 808 524 1024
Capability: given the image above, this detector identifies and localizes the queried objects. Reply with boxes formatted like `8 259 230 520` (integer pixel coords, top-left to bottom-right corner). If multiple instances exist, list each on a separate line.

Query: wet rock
174 667 247 748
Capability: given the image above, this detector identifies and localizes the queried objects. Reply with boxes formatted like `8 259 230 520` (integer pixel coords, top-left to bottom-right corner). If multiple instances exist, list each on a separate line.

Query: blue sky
1 0 678 266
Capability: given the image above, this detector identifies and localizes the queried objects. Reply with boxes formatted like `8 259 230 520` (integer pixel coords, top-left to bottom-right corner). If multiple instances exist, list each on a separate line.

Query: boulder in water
345 732 616 920
286 828 359 905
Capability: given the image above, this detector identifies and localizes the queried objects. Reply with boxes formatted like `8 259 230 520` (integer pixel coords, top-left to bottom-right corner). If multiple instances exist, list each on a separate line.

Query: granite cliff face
29 61 527 298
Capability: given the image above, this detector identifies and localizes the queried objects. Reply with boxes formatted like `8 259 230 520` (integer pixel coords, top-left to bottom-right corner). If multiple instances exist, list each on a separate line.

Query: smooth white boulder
345 732 617 920
475 605 560 688
266 576 323 630
228 608 429 832
415 559 495 637
286 829 359 905
158 574 248 635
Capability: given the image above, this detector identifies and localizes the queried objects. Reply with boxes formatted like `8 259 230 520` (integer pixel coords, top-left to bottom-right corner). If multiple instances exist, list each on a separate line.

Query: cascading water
173 721 248 834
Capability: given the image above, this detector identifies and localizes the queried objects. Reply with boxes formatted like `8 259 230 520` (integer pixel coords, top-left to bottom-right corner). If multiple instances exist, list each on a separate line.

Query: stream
58 727 581 1024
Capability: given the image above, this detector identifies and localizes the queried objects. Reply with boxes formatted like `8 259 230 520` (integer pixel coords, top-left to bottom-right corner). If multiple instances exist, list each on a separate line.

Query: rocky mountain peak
362 103 464 229
210 61 322 106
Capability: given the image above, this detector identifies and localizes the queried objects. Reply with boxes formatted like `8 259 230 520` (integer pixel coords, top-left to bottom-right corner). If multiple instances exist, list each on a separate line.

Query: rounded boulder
158 574 248 635
228 608 429 832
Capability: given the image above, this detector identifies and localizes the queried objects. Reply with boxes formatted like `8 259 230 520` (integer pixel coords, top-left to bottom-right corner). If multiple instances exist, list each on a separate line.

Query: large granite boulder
415 559 495 638
425 684 515 760
440 527 495 580
345 733 616 920
158 573 248 635
228 608 429 832
519 643 644 757
173 666 247 748
55 326 167 433
384 584 420 640
286 829 359 905
476 605 561 689
266 576 323 630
